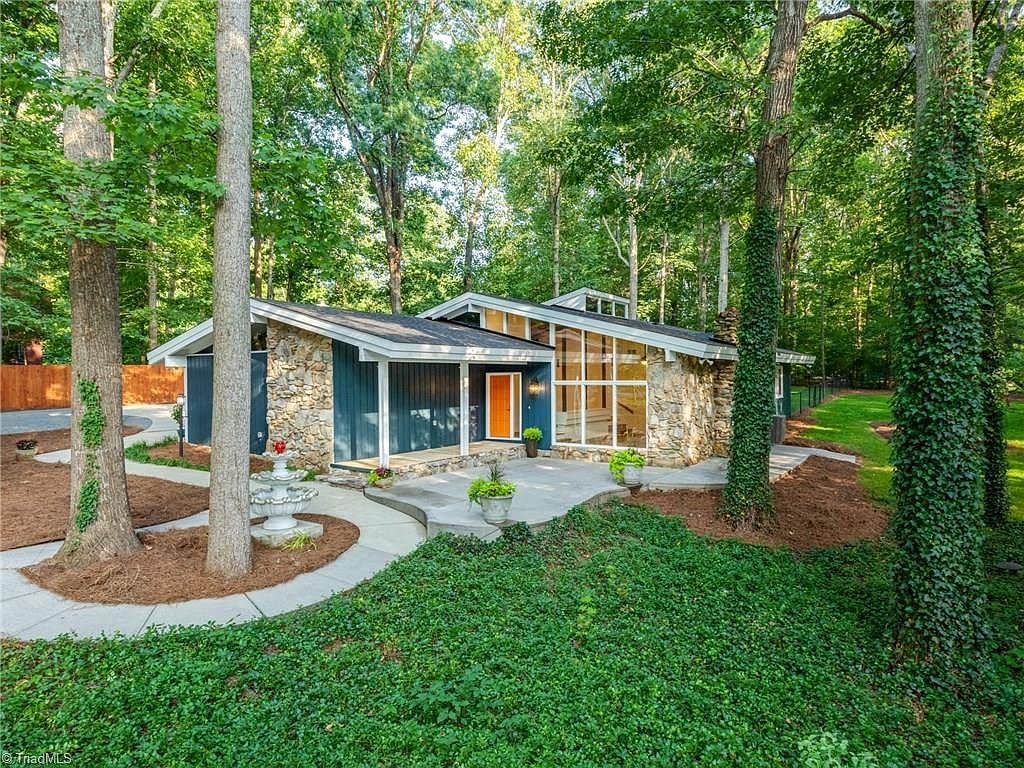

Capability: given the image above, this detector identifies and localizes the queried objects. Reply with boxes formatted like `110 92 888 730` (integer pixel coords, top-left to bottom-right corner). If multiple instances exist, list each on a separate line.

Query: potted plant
522 427 543 458
15 439 38 457
609 448 646 485
368 465 395 489
468 461 517 524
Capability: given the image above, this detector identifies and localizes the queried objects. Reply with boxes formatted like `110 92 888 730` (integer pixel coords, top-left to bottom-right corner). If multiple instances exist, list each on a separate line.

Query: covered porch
333 439 517 473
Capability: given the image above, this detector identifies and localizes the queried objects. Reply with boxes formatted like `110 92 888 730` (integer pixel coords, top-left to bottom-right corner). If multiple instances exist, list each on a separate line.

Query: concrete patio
365 444 859 540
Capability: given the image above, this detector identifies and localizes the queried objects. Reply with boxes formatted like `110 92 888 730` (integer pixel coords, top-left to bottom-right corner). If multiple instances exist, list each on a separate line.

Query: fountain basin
250 485 319 530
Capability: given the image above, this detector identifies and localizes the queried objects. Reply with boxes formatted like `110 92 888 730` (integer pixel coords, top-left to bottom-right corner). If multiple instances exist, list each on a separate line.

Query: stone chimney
712 307 739 345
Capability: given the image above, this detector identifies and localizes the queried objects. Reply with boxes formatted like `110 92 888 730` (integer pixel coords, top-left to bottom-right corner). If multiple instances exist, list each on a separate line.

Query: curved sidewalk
1 410 425 641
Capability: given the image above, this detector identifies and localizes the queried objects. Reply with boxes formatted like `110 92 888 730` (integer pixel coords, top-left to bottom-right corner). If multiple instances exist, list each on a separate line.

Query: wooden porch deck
333 440 515 473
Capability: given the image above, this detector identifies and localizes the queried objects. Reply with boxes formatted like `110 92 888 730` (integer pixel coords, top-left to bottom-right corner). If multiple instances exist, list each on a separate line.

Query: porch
333 440 519 474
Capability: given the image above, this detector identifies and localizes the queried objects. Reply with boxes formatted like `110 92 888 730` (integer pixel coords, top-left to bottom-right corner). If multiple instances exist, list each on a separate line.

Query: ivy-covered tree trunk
978 194 1010 527
55 0 140 565
206 0 253 578
721 0 807 529
891 0 988 678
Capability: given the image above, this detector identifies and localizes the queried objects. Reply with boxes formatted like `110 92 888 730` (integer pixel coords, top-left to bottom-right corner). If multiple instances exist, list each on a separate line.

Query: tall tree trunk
975 0 1020 526
697 217 710 330
146 80 159 351
386 227 402 312
266 237 275 300
659 230 669 324
251 189 263 299
207 0 253 578
717 217 729 313
721 0 807 529
551 166 561 297
463 215 475 292
626 208 638 320
55 0 140 565
890 0 987 678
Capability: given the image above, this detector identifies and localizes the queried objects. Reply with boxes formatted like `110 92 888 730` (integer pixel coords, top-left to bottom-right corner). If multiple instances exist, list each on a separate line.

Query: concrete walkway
643 444 858 491
1 409 425 641
366 457 628 539
366 444 859 539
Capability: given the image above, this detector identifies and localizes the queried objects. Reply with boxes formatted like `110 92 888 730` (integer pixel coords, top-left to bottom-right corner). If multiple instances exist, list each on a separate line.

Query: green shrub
608 448 645 482
523 427 543 441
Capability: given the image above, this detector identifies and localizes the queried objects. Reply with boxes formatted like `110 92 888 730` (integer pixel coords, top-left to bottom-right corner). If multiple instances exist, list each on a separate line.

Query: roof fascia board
423 293 721 359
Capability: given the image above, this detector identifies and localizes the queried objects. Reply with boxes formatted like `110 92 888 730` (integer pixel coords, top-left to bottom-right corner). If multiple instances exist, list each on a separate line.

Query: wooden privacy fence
0 365 184 411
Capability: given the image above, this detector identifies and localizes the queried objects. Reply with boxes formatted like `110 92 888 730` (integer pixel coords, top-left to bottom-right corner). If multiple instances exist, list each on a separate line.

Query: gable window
553 329 646 449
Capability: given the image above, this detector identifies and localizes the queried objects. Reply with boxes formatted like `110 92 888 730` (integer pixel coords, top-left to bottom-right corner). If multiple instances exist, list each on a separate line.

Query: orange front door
488 375 512 438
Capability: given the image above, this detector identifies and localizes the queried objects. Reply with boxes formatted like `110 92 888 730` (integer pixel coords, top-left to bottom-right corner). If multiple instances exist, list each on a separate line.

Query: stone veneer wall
266 320 334 470
645 348 717 466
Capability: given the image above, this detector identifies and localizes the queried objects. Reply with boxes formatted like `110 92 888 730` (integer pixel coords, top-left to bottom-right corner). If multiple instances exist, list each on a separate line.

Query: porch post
378 360 390 467
459 361 470 457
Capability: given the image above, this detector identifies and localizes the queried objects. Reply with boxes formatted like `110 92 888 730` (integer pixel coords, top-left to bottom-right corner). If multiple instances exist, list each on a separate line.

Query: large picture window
553 330 647 449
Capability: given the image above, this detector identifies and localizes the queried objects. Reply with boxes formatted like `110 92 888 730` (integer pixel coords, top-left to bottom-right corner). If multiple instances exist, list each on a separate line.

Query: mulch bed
871 421 895 441
1 429 210 551
143 441 273 474
21 514 359 604
629 456 889 551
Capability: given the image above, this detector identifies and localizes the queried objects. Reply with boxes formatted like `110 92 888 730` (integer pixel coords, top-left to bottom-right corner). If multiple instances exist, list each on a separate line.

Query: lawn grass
2 506 1022 767
797 392 1024 521
799 392 895 504
123 435 210 472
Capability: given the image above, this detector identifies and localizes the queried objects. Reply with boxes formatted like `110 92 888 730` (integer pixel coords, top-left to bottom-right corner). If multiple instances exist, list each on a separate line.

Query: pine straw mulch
2 429 211 551
142 440 274 474
871 421 895 441
21 514 360 604
629 456 889 551
782 412 862 456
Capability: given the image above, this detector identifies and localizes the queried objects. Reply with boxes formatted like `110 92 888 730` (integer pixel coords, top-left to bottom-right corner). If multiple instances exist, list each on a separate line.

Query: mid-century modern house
147 288 814 473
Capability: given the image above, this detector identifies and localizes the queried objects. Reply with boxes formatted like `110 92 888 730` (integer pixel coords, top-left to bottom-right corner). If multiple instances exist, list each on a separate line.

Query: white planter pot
622 465 643 485
480 495 513 525
15 448 38 458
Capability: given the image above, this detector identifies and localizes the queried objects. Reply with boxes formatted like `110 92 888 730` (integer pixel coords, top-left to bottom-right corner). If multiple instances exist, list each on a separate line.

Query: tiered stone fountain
250 441 321 547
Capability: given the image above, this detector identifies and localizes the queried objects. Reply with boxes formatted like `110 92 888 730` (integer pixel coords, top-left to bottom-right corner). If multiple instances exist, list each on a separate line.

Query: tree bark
626 207 638 320
696 217 711 330
551 165 561 297
890 0 988 677
146 77 159 351
722 0 807 528
55 0 140 565
659 230 669 324
207 0 253 578
716 217 730 313
463 214 475 292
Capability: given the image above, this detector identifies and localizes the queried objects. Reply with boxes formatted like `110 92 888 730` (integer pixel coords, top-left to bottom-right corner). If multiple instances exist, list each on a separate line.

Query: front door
486 372 521 439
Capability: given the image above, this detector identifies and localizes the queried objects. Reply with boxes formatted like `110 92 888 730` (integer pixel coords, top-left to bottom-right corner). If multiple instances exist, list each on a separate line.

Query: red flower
273 439 287 455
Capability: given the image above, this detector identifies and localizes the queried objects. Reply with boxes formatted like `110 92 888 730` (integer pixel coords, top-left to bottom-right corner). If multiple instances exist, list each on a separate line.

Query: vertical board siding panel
388 362 460 454
332 340 379 463
185 353 266 450
185 355 214 445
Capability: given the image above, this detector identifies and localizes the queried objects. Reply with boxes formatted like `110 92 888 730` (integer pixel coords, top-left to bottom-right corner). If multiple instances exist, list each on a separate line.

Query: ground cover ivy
73 377 104 532
3 503 1021 767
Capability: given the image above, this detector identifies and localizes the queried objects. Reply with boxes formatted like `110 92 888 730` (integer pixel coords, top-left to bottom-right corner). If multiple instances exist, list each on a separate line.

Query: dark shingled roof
261 299 552 350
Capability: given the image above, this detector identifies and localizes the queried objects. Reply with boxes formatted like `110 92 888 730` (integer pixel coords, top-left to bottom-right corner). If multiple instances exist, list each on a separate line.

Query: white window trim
552 334 648 450
485 371 522 440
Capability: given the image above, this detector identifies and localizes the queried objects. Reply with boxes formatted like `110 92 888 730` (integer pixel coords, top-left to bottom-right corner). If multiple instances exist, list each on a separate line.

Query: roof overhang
147 300 554 367
421 293 816 365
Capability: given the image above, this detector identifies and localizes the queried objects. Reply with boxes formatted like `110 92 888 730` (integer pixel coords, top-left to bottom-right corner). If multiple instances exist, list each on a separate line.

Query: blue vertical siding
184 351 268 453
388 363 460 453
469 362 553 449
332 340 379 462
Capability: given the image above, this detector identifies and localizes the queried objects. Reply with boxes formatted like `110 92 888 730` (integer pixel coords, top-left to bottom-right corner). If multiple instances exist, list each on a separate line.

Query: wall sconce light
527 377 542 398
